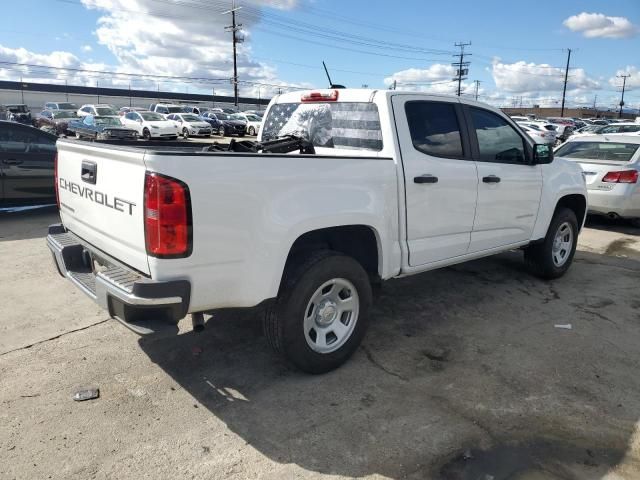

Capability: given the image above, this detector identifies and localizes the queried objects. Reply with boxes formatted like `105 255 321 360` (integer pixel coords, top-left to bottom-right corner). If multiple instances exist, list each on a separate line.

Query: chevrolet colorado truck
48 89 587 373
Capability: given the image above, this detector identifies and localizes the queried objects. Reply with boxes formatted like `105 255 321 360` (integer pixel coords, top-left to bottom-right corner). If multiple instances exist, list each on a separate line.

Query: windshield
556 141 639 163
167 106 183 113
141 112 165 121
95 107 117 116
95 117 122 126
246 114 261 121
57 103 77 110
262 102 383 151
216 113 231 120
53 111 76 119
181 114 201 122
8 105 28 113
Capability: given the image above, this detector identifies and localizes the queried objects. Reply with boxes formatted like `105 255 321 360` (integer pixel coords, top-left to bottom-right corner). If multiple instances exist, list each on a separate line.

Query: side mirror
533 144 553 165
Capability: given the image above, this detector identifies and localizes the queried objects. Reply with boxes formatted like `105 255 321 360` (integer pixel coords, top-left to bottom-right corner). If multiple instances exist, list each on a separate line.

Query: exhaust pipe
191 312 205 332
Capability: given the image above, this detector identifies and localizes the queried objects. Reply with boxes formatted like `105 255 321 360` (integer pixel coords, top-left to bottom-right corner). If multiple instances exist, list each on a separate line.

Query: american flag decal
262 102 383 151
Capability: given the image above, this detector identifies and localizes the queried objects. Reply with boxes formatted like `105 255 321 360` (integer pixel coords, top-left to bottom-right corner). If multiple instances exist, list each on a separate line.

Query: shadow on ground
139 251 640 479
0 205 58 242
585 215 640 237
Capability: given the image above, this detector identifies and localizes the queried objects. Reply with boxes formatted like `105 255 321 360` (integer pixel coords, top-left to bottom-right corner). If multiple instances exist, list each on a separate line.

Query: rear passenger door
393 96 478 266
463 105 542 252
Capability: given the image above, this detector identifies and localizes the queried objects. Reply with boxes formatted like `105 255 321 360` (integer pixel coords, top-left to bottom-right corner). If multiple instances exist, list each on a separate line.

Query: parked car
243 110 264 118
118 107 145 116
181 105 212 116
201 112 246 137
77 104 119 118
68 115 138 140
555 135 640 227
35 109 77 136
120 111 180 140
44 102 78 111
0 121 57 206
231 113 262 136
509 115 530 122
149 103 185 117
165 113 213 138
49 89 587 373
1 104 32 125
517 122 555 145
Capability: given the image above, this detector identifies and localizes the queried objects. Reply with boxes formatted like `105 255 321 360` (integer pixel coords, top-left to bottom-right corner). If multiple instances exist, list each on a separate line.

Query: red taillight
54 153 59 209
602 170 639 184
144 172 192 258
301 89 339 102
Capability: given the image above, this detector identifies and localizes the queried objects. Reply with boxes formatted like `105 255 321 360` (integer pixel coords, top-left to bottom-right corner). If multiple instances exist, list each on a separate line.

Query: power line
223 0 243 106
560 48 572 117
452 42 471 97
617 73 631 118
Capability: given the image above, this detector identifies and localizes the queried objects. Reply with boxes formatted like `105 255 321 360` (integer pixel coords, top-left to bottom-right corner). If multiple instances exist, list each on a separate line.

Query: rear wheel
264 251 372 374
525 207 578 279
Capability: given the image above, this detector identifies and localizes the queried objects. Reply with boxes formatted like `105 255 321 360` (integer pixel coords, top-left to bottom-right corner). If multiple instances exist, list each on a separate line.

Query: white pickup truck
48 89 587 373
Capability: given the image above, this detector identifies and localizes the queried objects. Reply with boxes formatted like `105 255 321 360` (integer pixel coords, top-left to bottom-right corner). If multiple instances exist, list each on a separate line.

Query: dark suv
0 121 57 206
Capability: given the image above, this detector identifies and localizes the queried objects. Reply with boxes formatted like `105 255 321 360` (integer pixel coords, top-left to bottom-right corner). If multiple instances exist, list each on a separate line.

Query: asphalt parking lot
1 209 640 480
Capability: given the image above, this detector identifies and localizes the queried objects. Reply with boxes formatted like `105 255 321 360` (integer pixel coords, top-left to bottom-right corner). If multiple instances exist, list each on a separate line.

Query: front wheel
248 126 256 136
264 251 372 374
524 207 578 279
182 128 189 139
218 127 225 136
142 128 151 140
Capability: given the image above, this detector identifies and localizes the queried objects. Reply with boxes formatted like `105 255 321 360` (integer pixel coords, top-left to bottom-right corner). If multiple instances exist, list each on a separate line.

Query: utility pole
129 82 132 107
560 48 572 117
96 80 99 103
224 1 243 107
452 42 471 97
473 80 481 101
592 94 597 117
20 76 24 103
617 73 630 118
65 79 69 101
390 79 397 90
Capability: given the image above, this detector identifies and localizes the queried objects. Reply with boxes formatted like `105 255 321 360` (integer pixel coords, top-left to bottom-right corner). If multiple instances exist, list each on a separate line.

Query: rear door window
405 101 464 158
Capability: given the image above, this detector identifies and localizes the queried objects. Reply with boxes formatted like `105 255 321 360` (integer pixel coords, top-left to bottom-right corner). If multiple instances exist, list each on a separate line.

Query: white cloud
608 66 640 92
0 0 309 97
563 12 638 39
491 59 599 94
77 0 306 95
384 64 459 94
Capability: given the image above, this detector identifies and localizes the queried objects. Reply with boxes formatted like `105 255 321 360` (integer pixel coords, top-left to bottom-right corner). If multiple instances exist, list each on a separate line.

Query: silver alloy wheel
552 221 573 267
303 278 360 354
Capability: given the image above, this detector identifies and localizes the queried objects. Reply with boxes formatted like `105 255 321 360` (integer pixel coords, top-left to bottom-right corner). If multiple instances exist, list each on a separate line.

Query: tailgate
56 140 150 275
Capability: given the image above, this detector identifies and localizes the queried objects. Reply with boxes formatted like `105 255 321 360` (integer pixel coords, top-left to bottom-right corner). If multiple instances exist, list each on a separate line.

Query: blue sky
1 0 639 109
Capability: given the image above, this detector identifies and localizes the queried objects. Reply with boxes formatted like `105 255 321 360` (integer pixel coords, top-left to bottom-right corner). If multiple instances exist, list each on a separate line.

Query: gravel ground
1 208 639 480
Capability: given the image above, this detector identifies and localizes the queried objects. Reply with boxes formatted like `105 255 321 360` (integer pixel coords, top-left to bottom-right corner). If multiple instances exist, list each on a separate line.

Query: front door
464 105 543 252
392 96 478 266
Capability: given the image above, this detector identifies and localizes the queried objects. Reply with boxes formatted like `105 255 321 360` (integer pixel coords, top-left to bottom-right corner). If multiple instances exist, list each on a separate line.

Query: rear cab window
261 102 383 151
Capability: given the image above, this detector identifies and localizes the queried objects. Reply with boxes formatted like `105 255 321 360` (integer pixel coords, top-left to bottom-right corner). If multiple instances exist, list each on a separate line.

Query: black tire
218 127 225 137
142 128 151 140
524 207 578 279
182 128 189 139
264 251 372 374
248 127 256 136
